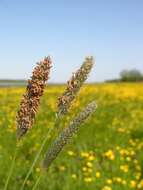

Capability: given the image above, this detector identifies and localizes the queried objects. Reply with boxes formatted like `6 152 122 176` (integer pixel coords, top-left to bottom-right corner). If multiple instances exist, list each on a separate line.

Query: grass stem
20 126 54 190
20 111 62 189
4 145 18 190
32 175 41 190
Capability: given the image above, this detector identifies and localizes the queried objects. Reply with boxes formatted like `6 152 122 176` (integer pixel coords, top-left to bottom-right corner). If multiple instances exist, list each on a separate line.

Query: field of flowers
0 83 143 190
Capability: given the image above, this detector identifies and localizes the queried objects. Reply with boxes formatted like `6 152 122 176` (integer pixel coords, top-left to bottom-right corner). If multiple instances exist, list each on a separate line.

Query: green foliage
120 69 143 82
0 83 143 190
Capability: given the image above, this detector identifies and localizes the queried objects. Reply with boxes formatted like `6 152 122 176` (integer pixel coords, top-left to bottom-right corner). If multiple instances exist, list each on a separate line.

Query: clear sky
0 0 143 82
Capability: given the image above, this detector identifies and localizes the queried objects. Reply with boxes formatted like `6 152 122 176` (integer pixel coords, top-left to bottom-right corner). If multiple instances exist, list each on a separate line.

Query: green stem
4 145 18 190
20 127 53 190
32 175 41 190
55 113 61 128
20 115 61 190
20 123 57 190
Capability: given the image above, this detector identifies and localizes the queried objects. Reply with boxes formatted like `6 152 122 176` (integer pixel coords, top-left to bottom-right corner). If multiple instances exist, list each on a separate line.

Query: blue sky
0 0 143 82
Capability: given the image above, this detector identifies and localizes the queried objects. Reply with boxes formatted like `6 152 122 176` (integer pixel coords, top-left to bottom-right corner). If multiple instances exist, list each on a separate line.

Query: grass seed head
42 101 97 170
16 56 52 139
57 56 94 117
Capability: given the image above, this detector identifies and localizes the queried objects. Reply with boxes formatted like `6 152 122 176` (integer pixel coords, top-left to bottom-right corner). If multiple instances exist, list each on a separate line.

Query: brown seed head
16 57 52 139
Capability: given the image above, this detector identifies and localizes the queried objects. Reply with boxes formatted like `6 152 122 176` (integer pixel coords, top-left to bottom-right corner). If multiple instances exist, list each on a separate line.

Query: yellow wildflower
137 179 143 189
84 177 93 183
106 179 113 185
104 150 115 160
81 152 89 158
82 167 87 172
95 171 101 178
86 162 93 168
130 180 136 188
120 165 129 173
71 174 77 179
67 150 75 156
88 155 95 161
59 165 66 171
102 186 112 190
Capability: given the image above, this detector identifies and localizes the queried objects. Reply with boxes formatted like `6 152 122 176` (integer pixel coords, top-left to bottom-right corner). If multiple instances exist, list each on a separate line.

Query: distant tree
120 69 143 82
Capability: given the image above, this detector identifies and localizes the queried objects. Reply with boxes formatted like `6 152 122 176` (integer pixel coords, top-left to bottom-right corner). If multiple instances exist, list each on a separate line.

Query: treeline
0 79 27 87
106 69 143 83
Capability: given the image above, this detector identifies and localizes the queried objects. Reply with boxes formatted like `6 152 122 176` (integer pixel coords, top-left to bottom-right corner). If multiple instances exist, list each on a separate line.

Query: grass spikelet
42 101 96 170
57 56 94 117
16 57 52 139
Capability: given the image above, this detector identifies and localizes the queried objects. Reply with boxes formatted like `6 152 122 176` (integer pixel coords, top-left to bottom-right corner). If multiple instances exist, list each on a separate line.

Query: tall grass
4 56 96 190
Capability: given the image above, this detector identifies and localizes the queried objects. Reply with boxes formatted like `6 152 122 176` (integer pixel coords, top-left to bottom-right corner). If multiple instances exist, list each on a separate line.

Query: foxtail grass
57 56 94 117
7 56 96 190
20 56 95 190
42 101 96 169
17 57 52 139
31 101 96 189
4 57 52 190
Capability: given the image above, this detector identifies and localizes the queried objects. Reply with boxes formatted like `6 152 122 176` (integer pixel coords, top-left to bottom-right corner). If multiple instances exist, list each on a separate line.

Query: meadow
0 83 143 190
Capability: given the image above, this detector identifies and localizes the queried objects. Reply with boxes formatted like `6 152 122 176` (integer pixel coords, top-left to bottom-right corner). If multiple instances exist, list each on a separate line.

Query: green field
0 83 143 190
